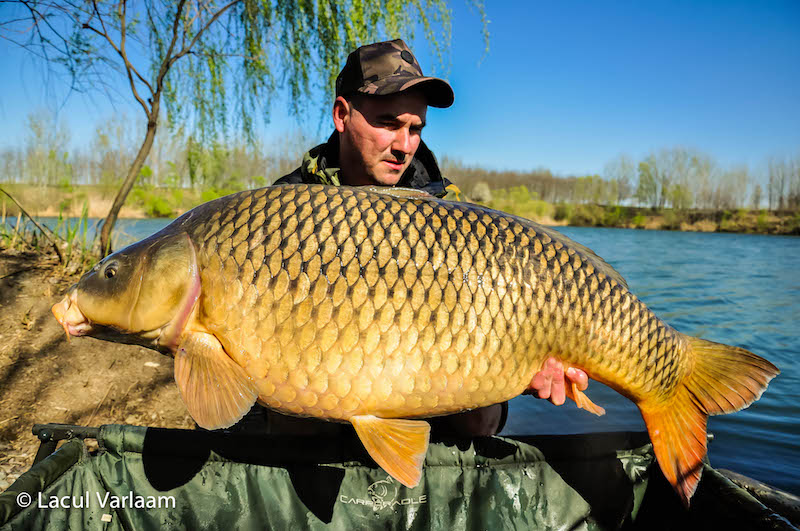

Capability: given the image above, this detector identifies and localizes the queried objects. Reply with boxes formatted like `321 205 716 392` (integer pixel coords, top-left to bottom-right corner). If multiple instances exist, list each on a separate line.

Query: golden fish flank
51 184 778 506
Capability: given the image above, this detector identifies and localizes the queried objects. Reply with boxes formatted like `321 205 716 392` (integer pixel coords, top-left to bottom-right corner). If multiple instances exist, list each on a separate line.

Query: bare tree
23 109 71 187
603 153 635 204
751 183 763 210
768 157 788 210
788 154 800 210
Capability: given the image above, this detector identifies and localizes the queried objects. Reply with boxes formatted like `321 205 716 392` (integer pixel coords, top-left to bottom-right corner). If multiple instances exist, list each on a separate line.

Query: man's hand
526 357 589 406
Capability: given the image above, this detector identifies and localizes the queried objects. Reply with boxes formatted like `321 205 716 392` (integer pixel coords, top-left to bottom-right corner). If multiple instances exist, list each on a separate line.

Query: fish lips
52 291 94 339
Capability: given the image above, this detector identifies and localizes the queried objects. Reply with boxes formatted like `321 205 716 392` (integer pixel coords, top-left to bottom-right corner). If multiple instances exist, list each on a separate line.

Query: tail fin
640 336 779 507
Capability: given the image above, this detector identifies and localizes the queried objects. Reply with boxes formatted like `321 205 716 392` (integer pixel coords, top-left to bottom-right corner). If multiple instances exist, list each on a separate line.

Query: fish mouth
51 290 93 340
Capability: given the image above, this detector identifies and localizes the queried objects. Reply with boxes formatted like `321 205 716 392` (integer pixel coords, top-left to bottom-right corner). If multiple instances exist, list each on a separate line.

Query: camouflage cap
336 39 454 108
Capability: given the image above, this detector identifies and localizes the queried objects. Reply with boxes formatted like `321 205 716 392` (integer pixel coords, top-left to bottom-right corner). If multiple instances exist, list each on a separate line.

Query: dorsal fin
357 186 435 201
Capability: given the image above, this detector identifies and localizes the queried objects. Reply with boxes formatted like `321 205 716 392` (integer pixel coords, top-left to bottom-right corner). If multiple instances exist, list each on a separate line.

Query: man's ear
332 96 350 133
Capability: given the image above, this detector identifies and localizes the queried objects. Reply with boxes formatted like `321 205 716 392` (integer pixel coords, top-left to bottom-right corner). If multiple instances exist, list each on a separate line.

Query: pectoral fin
350 415 430 488
174 333 258 430
565 382 606 416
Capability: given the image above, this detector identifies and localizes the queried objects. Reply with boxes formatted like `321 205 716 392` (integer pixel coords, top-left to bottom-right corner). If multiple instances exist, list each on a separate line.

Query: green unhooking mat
0 425 794 530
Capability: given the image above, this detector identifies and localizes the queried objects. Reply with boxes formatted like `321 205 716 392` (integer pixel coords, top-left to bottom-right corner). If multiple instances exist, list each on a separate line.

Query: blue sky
1 1 798 177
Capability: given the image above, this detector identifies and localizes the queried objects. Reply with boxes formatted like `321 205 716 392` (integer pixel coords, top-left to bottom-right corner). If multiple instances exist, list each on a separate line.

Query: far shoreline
2 184 799 237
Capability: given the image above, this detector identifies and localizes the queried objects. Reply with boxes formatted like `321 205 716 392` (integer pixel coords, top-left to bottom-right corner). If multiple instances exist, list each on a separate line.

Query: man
274 39 462 199
240 40 589 436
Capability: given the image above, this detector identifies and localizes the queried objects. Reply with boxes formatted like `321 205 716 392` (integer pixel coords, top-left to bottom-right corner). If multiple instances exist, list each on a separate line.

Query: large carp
52 184 778 506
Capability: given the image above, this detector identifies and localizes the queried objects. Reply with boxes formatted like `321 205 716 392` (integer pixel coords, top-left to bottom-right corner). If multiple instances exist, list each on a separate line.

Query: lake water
11 216 800 494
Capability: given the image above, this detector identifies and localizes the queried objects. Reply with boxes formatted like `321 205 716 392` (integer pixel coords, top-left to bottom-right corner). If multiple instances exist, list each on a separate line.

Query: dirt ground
0 248 194 492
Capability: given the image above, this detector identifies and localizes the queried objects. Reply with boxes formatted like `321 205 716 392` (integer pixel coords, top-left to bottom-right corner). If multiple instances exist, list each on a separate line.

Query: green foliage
632 214 647 228
54 202 96 274
554 203 574 222
668 184 693 210
160 0 467 142
790 212 800 233
661 209 685 230
145 196 174 218
553 203 610 226
757 209 768 232
131 186 175 218
200 187 239 203
0 197 96 273
140 165 154 181
570 204 605 226
636 161 658 207
602 206 626 227
485 186 553 221
0 212 28 250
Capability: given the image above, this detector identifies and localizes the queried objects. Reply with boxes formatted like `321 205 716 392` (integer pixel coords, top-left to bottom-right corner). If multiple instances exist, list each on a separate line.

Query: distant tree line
443 147 800 211
0 110 307 195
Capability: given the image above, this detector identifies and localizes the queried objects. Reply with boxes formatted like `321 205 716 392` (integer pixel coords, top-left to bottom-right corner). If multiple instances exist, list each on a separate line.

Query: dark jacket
273 132 465 200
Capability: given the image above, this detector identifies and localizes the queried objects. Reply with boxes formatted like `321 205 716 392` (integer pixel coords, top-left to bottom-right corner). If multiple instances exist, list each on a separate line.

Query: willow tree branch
153 0 188 88
171 0 239 64
82 1 152 116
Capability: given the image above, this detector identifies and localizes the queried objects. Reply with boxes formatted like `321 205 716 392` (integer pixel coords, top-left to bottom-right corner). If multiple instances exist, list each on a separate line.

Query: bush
756 209 768 232
131 186 175 218
570 204 604 226
602 206 626 227
661 210 683 230
632 214 647 228
554 203 573 221
144 196 173 218
200 187 238 203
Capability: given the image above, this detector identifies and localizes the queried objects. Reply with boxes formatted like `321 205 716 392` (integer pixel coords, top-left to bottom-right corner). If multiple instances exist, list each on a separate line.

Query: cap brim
357 74 454 108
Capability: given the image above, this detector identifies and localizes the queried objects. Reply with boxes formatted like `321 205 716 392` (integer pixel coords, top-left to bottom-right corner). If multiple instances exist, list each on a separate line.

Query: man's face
335 90 428 186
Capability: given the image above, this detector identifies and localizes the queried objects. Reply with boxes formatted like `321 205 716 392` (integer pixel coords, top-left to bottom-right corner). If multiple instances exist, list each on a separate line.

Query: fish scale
180 184 685 419
53 183 778 504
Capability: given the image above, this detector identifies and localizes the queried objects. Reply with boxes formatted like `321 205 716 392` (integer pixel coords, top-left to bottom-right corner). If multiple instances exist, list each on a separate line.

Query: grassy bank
548 204 800 235
0 183 208 219
478 186 800 235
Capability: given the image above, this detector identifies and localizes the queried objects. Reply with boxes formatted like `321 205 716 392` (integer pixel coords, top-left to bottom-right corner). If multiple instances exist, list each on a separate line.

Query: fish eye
104 263 118 279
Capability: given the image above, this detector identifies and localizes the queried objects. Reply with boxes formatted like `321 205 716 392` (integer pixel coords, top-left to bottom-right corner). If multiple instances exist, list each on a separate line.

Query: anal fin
565 381 606 416
174 332 258 430
350 415 430 488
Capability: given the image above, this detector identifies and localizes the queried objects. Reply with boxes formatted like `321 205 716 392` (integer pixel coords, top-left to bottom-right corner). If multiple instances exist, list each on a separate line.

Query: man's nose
392 128 412 154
